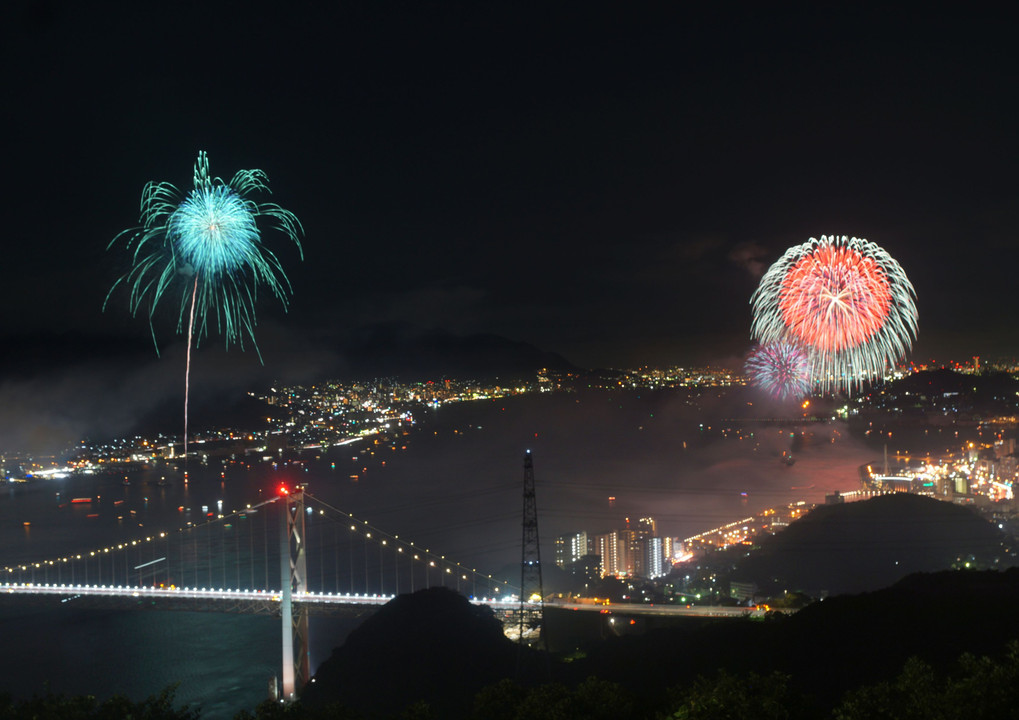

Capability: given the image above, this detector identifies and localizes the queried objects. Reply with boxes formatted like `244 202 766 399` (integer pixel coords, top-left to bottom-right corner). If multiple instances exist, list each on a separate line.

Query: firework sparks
107 152 303 353
745 342 811 402
106 151 303 455
750 235 916 394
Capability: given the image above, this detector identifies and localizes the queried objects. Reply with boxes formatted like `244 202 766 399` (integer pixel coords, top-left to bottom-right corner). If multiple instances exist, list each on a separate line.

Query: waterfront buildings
557 518 673 581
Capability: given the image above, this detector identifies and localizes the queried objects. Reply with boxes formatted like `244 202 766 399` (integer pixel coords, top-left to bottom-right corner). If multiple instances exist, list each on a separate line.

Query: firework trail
106 152 303 459
750 235 916 395
745 342 811 402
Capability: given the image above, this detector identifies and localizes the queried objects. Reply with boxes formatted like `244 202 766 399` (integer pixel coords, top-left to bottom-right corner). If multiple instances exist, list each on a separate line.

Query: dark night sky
1 3 1018 447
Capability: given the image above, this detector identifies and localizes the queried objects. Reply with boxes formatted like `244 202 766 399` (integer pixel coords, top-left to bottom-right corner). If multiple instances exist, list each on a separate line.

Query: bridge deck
0 582 769 618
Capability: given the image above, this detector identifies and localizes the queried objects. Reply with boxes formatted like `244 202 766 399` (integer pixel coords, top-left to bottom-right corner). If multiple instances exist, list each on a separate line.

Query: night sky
2 4 1018 447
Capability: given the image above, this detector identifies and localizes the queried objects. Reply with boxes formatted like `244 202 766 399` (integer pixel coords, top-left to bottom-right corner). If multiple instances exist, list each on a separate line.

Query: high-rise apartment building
554 531 589 569
645 537 667 579
594 532 621 577
577 517 675 580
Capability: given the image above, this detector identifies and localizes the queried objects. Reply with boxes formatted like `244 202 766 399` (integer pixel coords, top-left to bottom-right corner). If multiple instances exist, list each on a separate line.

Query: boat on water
70 497 92 504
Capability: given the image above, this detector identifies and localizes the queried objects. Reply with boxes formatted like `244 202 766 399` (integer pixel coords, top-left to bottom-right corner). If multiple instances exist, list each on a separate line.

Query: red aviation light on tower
278 484 290 496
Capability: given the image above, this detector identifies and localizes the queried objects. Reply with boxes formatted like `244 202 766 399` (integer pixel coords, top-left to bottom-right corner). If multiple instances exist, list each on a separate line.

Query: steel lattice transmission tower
279 484 310 701
518 450 548 652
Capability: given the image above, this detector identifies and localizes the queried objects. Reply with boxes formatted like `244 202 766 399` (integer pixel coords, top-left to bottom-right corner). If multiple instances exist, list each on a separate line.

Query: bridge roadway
0 582 766 618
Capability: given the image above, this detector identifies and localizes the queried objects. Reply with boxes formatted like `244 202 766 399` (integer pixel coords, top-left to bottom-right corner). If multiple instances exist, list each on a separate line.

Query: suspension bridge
0 473 765 701
0 483 523 700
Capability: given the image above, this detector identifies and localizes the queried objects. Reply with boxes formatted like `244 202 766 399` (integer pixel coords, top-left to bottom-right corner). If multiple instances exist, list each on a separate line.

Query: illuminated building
661 536 674 563
624 516 657 578
594 532 622 577
636 516 657 535
553 531 589 569
646 537 667 579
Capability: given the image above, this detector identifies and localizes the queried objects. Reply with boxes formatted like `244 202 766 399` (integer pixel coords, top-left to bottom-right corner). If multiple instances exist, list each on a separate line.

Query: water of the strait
0 388 904 716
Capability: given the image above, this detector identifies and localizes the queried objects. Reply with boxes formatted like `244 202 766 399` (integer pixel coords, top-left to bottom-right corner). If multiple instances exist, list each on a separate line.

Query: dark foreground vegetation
6 570 1019 719
7 647 1019 720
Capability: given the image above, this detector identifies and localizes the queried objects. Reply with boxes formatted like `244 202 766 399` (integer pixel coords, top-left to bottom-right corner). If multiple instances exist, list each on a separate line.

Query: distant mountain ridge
0 327 580 385
337 326 579 381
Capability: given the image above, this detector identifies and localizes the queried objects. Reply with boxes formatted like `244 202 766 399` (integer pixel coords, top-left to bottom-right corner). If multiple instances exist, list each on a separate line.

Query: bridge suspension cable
304 491 519 598
2 491 518 600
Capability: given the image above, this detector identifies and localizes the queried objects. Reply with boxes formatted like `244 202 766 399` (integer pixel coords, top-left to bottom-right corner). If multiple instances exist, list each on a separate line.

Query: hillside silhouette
294 569 1019 718
858 368 1019 416
568 567 1019 713
301 587 528 717
296 496 1019 718
731 493 1011 595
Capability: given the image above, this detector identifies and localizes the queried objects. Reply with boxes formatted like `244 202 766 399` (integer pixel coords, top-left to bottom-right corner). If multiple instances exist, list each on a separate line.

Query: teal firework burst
107 152 303 461
106 151 303 358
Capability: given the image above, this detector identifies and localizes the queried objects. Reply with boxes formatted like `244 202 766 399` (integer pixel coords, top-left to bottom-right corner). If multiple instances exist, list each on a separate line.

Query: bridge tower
280 484 310 701
518 450 548 653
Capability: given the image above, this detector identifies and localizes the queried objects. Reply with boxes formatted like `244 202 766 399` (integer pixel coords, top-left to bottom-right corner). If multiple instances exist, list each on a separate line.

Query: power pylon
518 450 548 654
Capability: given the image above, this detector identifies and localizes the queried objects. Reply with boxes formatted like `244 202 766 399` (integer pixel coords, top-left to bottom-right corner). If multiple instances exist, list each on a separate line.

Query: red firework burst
778 244 892 352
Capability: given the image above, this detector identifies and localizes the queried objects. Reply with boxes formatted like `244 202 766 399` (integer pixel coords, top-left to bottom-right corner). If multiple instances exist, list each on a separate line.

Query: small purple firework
745 342 811 401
